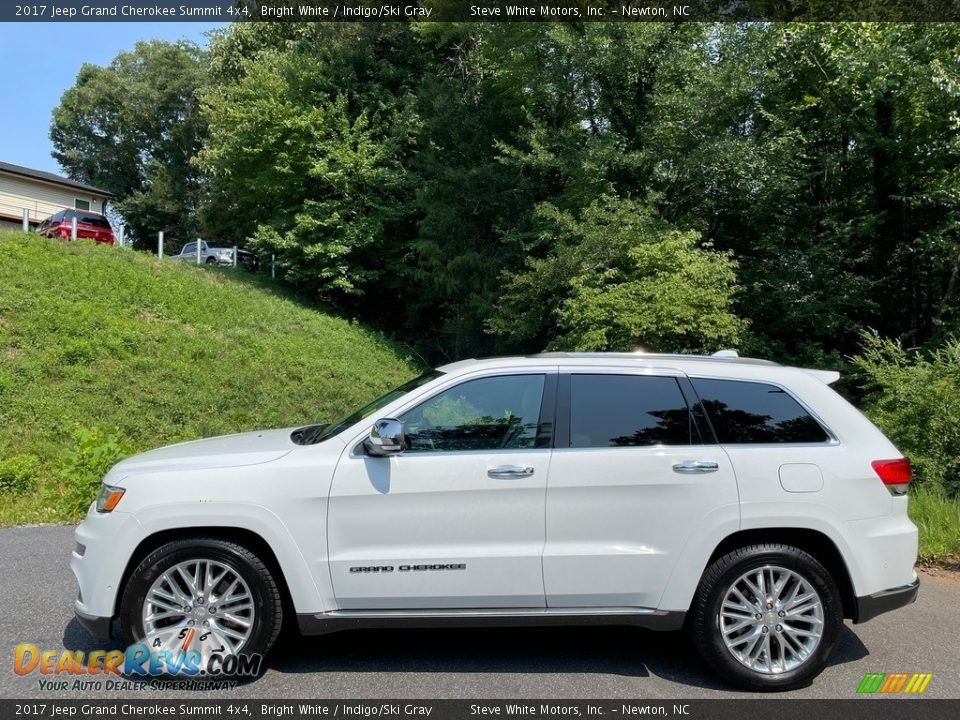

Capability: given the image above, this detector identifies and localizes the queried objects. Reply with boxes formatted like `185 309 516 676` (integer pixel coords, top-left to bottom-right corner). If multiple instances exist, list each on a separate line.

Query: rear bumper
75 607 113 639
853 577 919 624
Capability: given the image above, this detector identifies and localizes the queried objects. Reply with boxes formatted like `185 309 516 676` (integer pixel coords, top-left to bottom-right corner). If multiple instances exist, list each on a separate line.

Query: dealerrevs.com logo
857 672 934 694
14 642 262 689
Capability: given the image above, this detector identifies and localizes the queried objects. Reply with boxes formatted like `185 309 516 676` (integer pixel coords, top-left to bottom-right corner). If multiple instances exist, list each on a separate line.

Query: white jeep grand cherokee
71 351 919 690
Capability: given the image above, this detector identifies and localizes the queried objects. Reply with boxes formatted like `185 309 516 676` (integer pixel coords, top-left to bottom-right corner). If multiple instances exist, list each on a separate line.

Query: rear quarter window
691 378 830 444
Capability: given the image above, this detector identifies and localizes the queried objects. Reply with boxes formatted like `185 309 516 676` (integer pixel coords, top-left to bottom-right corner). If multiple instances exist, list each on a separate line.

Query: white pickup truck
170 240 258 270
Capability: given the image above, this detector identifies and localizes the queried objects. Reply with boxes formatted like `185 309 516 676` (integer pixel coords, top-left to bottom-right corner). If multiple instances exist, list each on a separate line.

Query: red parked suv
36 209 115 245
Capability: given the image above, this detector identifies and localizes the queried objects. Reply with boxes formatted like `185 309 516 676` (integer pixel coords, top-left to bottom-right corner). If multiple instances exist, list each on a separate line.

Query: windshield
309 370 443 444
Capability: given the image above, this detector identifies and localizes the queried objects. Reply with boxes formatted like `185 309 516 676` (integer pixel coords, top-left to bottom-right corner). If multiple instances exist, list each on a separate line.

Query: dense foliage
52 23 960 366
854 332 960 497
488 197 742 352
0 232 417 524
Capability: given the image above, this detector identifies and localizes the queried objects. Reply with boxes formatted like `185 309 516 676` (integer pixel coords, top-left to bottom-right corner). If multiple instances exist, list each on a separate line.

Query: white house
0 161 114 231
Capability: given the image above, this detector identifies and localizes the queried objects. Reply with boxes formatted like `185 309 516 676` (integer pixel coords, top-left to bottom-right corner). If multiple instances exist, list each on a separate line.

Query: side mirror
363 418 406 457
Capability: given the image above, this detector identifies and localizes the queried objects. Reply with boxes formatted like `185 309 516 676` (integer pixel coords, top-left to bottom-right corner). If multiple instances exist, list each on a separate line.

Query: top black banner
2 0 960 22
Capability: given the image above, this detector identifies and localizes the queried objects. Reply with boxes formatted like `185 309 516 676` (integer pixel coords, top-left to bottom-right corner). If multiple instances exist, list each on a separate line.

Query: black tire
205 256 217 265
119 537 283 676
690 544 843 691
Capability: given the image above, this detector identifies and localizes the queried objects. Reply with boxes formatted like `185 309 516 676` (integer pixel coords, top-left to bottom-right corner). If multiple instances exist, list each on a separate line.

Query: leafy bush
58 428 131 517
909 484 960 561
489 196 743 352
851 331 960 559
852 330 960 496
0 454 40 495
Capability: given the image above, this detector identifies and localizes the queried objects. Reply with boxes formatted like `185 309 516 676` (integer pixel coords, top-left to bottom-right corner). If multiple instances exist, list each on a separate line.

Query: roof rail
530 351 779 366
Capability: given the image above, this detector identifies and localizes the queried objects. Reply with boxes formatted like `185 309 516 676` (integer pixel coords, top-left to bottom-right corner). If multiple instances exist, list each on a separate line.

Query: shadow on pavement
61 616 869 693
267 622 869 691
63 617 123 653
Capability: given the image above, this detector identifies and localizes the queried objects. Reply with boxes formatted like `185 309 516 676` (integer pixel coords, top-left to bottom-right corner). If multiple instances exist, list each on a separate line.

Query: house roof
0 161 114 197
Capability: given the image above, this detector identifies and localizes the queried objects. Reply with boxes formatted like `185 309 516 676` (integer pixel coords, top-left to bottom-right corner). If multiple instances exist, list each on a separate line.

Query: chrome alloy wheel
141 559 255 662
719 564 824 674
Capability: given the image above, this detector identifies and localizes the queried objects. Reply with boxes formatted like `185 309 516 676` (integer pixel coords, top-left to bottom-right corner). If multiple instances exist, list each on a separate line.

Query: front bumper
853 577 920 623
71 508 146 623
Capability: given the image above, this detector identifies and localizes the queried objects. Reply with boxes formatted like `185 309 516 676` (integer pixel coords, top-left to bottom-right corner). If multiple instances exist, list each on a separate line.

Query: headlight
95 483 126 513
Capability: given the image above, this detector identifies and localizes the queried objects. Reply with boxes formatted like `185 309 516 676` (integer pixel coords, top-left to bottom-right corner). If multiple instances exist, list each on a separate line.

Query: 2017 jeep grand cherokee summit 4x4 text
71 351 919 691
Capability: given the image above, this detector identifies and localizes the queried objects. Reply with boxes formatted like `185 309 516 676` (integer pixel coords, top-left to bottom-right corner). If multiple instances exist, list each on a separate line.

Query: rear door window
568 374 693 448
691 378 830 444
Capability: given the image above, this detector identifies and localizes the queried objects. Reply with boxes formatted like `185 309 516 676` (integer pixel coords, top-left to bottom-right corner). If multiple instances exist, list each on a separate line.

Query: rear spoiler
801 368 841 385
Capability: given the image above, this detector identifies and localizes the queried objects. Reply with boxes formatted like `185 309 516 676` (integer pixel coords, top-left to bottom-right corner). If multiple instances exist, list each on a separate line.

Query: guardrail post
196 238 202 265
271 253 276 279
158 231 164 258
71 216 78 241
233 245 238 267
22 208 29 232
118 225 125 247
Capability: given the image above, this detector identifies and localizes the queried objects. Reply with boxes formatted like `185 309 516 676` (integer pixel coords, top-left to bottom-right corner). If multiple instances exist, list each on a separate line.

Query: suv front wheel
691 544 843 691
119 537 283 675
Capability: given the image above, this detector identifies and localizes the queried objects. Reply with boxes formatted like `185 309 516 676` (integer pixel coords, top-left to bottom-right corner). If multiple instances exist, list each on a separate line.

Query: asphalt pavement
1 525 957 699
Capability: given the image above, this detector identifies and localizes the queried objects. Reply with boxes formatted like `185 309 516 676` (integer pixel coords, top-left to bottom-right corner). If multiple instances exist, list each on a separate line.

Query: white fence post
233 245 238 267
196 238 202 265
118 225 125 247
22 208 29 232
71 216 78 241
158 231 164 258
271 253 276 279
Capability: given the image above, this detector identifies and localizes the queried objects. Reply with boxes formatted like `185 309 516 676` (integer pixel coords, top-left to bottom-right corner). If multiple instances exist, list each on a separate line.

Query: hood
111 428 297 479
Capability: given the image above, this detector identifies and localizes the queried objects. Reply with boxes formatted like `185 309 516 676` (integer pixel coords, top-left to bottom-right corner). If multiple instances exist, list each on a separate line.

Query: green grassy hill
0 232 419 524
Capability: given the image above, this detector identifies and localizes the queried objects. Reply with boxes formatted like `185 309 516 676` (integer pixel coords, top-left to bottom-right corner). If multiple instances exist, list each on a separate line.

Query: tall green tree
489 196 742 352
50 40 209 248
199 24 422 301
401 25 540 359
643 24 960 361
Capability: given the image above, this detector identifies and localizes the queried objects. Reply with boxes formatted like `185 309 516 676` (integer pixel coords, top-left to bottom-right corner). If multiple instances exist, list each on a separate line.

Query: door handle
672 460 720 474
487 465 535 479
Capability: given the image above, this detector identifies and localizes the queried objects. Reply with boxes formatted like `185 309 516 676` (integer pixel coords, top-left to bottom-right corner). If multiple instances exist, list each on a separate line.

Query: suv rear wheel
119 537 282 675
691 544 843 691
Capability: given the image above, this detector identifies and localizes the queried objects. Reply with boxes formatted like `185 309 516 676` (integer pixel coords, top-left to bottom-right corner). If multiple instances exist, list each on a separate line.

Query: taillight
871 458 912 496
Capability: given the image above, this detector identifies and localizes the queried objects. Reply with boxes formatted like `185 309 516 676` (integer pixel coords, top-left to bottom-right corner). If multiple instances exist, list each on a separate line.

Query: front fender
131 501 329 615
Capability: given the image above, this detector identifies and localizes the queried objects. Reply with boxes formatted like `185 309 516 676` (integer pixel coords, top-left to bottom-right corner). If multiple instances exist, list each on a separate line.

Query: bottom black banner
3 700 958 720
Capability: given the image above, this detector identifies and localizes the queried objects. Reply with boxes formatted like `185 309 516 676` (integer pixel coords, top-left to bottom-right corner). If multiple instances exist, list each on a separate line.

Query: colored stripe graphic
888 673 909 693
911 674 933 694
857 673 885 693
857 672 932 694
